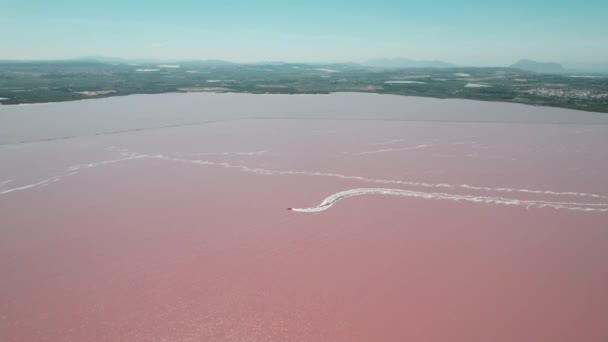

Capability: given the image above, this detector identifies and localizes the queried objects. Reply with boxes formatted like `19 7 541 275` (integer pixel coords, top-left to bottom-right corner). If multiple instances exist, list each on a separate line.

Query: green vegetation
1 60 607 113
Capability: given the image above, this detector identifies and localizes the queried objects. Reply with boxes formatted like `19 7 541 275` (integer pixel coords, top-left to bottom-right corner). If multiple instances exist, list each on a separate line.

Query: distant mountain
510 59 565 74
365 58 455 68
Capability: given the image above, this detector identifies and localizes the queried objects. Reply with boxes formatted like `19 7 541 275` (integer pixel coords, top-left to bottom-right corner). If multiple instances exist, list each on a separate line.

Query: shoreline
1 90 607 115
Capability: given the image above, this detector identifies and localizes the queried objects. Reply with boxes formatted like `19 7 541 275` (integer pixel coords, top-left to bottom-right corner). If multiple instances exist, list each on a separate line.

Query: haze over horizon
2 0 608 71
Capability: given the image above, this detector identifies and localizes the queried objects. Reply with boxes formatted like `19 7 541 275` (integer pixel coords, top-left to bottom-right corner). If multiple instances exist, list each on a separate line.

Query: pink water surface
1 93 607 341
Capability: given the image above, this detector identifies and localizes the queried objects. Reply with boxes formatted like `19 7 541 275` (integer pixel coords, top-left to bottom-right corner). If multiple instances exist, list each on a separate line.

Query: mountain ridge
510 59 565 74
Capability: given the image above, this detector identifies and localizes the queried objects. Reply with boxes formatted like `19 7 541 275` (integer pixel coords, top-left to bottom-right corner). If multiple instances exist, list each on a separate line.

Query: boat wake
2 149 607 214
288 188 608 213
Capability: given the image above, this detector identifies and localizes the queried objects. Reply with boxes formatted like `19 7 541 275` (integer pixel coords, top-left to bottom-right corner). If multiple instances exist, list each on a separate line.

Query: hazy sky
2 0 607 68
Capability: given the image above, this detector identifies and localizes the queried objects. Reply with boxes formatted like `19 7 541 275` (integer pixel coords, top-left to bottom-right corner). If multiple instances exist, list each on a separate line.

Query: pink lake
1 93 608 341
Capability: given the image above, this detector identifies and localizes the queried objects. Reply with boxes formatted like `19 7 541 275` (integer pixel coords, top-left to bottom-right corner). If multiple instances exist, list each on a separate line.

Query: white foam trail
456 184 607 198
0 174 77 194
67 154 149 171
288 188 608 213
1 155 147 195
0 179 13 188
349 144 432 155
451 141 480 146
372 138 408 146
172 150 267 157
155 155 608 200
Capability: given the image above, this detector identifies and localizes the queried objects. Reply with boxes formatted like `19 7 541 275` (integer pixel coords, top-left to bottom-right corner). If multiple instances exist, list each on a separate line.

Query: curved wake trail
288 188 608 213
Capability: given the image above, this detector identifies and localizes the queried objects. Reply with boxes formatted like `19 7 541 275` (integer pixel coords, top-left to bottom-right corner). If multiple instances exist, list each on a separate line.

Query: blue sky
2 0 607 69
